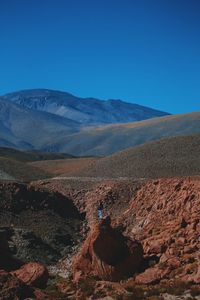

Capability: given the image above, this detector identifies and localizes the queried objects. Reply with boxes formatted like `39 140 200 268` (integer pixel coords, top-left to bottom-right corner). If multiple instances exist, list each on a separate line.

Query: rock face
0 182 83 265
72 217 143 281
11 262 49 288
36 175 200 284
123 176 200 283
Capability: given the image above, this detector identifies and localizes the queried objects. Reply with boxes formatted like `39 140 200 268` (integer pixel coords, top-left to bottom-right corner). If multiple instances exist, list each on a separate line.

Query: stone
12 262 49 288
0 269 34 300
135 266 170 284
72 217 143 281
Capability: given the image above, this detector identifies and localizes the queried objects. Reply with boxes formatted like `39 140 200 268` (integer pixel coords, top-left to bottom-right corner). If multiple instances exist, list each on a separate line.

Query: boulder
72 217 143 281
12 262 49 288
0 269 34 300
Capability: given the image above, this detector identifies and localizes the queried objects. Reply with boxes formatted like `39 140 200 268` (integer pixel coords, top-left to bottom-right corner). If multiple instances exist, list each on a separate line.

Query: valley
0 89 200 299
1 0 200 298
0 174 200 299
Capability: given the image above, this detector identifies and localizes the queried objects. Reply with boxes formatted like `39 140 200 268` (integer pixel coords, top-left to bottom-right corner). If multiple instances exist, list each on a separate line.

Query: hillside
1 92 200 156
0 97 80 150
0 147 75 162
75 134 200 178
0 157 50 181
41 111 200 156
29 157 99 176
3 89 169 125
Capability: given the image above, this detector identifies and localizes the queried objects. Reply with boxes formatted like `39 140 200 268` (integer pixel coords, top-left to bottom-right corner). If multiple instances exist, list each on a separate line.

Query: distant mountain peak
3 88 170 126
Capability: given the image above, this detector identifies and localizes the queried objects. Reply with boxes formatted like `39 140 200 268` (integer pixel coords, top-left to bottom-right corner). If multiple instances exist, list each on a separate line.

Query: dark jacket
97 201 103 210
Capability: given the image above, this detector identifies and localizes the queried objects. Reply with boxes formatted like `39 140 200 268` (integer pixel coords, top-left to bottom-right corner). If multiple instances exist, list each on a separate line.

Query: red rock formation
123 176 200 282
33 288 53 299
72 216 143 281
0 269 34 300
12 262 49 288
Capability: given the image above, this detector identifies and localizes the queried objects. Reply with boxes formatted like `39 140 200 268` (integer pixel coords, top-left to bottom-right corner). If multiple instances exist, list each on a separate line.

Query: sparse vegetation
78 134 200 179
0 157 51 181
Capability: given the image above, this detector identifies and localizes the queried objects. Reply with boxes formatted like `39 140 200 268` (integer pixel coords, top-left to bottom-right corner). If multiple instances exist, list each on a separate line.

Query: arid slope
29 157 99 176
77 134 200 179
46 111 200 156
0 157 51 181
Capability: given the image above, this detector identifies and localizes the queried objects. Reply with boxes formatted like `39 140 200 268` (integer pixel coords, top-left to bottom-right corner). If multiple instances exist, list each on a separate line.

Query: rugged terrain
0 175 200 299
0 182 83 266
34 175 200 282
0 141 200 299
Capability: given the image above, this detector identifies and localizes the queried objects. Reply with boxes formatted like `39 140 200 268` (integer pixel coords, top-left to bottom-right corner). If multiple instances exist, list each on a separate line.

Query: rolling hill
0 157 50 181
0 147 75 162
0 147 76 181
75 134 200 179
42 111 200 156
1 90 200 157
29 157 99 176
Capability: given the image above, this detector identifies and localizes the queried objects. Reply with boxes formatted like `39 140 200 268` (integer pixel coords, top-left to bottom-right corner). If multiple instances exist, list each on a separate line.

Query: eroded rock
0 269 34 300
72 217 143 281
12 262 49 288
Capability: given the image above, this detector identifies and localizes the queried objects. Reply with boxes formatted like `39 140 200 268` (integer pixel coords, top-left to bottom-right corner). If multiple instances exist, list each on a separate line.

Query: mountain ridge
3 88 170 125
1 89 200 156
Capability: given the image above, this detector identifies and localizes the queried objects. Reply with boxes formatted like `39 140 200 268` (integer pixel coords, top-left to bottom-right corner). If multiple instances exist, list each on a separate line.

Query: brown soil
0 157 51 181
0 147 75 162
77 134 200 179
29 157 99 176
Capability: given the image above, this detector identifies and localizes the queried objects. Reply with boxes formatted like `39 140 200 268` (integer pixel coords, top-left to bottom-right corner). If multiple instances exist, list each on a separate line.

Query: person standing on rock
97 201 104 220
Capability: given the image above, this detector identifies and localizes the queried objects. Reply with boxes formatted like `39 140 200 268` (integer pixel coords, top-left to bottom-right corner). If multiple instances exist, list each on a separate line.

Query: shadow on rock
72 216 144 282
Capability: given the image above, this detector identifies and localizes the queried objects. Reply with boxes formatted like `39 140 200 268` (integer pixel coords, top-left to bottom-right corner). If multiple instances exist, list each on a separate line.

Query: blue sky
0 0 200 113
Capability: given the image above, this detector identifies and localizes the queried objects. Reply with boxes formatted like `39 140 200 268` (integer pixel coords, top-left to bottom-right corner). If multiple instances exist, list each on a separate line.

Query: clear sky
0 0 200 114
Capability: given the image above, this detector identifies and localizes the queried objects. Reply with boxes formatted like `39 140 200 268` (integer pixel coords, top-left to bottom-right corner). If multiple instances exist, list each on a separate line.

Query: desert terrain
0 141 200 299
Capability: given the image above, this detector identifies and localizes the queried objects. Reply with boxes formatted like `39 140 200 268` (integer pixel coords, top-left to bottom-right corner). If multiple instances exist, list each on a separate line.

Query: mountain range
1 89 200 156
3 89 169 125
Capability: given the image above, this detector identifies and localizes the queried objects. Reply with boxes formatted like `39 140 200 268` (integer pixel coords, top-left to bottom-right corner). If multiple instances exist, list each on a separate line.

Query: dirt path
50 176 146 182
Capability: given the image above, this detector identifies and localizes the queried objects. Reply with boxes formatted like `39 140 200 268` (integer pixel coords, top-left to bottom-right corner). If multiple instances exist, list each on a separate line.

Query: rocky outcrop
0 269 52 299
123 176 200 283
0 270 34 300
0 182 84 265
11 262 49 288
0 182 80 218
72 217 143 281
